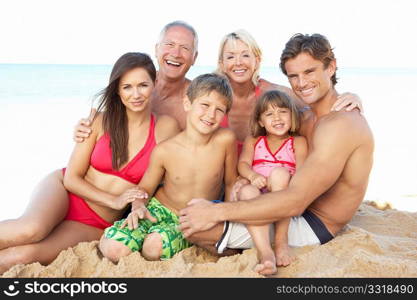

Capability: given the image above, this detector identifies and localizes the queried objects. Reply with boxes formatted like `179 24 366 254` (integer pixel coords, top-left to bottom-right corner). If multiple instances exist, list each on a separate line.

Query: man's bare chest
151 97 187 128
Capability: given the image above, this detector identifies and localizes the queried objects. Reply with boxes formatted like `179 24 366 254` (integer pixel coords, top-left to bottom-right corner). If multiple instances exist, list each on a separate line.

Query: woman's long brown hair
95 52 156 169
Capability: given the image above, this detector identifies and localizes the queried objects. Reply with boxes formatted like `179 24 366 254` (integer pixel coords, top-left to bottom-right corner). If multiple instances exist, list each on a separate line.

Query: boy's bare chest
166 147 225 180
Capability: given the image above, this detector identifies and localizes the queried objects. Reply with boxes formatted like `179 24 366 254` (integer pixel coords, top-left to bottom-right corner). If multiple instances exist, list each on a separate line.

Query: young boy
98 73 238 262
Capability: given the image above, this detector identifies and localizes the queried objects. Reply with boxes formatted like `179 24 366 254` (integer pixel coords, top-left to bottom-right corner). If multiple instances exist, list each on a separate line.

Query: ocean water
0 64 416 220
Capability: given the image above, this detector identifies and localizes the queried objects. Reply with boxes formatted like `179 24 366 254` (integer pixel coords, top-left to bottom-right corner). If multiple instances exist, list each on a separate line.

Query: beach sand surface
3 202 417 278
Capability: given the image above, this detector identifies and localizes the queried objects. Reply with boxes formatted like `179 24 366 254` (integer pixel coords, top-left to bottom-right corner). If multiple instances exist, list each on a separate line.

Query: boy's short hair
251 90 301 137
186 73 233 112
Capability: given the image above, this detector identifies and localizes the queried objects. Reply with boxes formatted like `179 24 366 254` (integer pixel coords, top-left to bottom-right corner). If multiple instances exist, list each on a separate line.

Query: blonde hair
251 90 301 137
216 29 262 86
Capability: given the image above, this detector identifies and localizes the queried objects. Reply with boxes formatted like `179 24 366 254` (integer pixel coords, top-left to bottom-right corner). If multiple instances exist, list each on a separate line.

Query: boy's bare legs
268 167 295 267
99 227 237 263
99 232 163 262
238 184 276 275
0 170 69 250
98 235 133 263
141 233 163 260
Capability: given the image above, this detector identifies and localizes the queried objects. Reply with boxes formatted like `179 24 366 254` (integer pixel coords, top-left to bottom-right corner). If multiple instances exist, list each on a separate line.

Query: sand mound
3 203 417 278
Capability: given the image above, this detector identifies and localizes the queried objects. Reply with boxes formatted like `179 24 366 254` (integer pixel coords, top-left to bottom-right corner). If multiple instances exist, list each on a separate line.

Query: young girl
236 89 308 275
0 52 179 274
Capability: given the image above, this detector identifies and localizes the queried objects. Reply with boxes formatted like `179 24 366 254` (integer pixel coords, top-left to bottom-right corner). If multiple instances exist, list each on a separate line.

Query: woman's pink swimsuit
63 115 156 229
252 136 296 177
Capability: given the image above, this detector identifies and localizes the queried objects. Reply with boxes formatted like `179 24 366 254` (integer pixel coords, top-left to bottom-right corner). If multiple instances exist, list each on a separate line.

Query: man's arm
180 113 362 235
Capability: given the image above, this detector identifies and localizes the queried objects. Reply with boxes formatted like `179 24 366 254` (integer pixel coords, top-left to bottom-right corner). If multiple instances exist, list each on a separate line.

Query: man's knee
142 233 162 261
268 167 291 190
187 234 215 249
99 235 132 263
239 184 261 201
186 222 224 246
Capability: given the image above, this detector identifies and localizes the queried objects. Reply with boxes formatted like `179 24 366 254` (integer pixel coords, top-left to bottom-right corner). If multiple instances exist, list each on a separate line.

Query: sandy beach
3 202 416 278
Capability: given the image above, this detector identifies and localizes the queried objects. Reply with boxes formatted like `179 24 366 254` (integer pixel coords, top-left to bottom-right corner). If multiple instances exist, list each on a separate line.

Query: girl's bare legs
238 184 277 275
0 169 69 250
267 167 294 267
0 220 102 274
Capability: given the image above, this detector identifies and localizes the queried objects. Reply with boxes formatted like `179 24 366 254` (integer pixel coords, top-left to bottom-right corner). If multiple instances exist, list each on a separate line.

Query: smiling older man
150 21 199 129
74 21 198 136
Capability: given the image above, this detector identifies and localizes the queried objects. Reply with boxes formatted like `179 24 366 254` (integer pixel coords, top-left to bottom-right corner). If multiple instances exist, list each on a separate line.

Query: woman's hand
110 187 147 211
331 92 364 114
130 188 149 210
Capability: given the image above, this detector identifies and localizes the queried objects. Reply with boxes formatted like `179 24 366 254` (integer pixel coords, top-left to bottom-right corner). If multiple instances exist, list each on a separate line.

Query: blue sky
1 0 416 68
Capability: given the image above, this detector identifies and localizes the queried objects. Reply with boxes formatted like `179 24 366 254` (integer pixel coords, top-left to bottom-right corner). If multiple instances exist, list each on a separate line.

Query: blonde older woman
215 29 362 151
